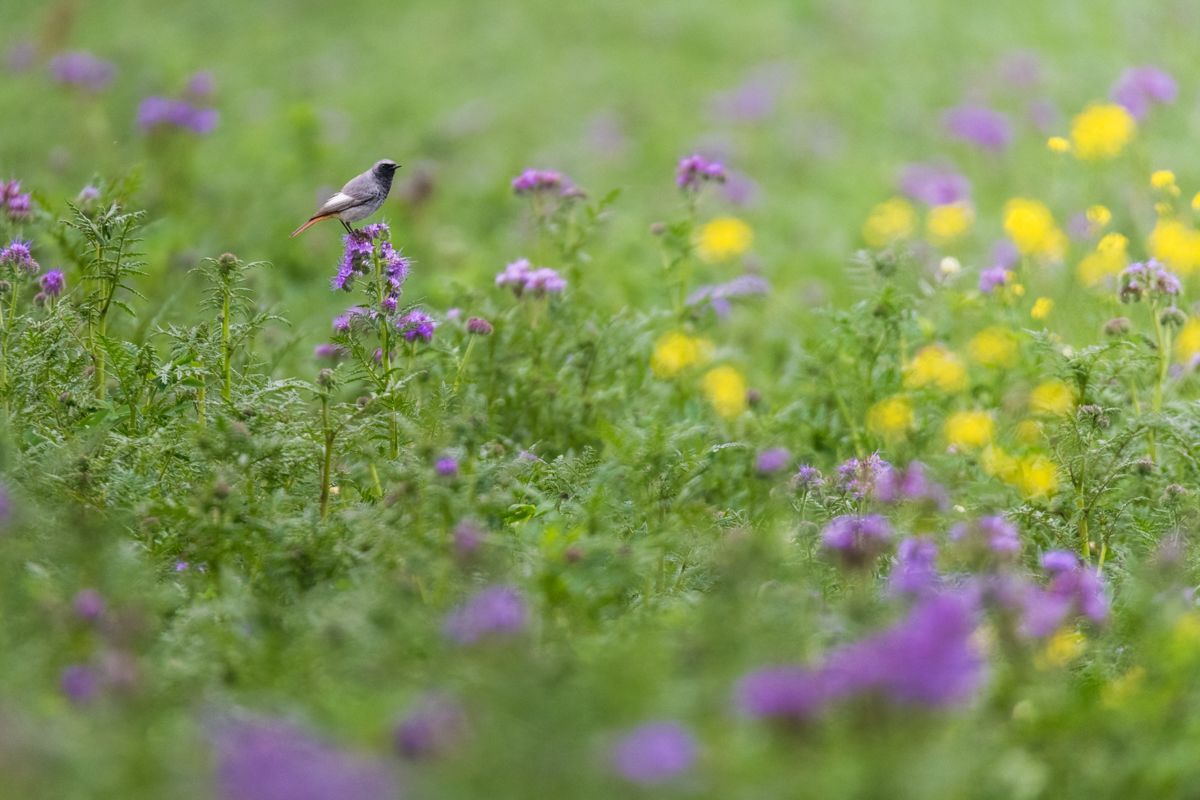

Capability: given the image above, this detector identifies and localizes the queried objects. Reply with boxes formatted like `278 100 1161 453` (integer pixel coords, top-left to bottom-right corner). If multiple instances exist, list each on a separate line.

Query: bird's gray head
372 159 400 177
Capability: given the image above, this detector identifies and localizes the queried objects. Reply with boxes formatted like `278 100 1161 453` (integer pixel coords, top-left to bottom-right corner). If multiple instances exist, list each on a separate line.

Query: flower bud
1103 317 1131 336
317 368 335 389
466 317 493 336
1160 307 1188 328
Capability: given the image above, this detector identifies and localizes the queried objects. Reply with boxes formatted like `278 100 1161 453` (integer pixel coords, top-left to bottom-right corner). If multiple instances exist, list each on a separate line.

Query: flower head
676 154 726 191
792 465 824 491
466 316 493 336
695 217 753 262
40 269 65 297
755 447 791 475
0 240 39 275
1003 198 1065 260
943 105 1012 151
650 332 713 378
610 722 697 786
494 258 566 297
701 365 747 418
1111 66 1177 120
396 309 436 342
49 51 115 92
835 453 889 498
511 168 571 196
1120 259 1181 303
1070 103 1136 160
889 537 941 596
903 345 966 393
443 585 527 645
978 265 1012 295
863 197 916 248
944 410 994 450
866 395 914 439
950 515 1021 556
898 163 970 206
821 514 893 567
137 96 219 134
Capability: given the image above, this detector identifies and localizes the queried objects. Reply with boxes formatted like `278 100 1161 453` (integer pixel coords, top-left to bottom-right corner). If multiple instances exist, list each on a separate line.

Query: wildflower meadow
5 1 1200 797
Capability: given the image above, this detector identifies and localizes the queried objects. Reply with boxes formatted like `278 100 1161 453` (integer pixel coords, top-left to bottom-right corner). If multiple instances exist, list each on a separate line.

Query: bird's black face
374 159 399 176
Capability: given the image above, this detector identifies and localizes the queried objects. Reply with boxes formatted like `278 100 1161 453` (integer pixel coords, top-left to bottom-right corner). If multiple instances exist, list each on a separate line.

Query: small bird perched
291 159 400 237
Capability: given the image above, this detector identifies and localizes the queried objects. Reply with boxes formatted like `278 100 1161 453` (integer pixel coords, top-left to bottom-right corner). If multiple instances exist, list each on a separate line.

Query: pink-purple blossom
942 105 1012 151
610 722 698 786
443 585 527 645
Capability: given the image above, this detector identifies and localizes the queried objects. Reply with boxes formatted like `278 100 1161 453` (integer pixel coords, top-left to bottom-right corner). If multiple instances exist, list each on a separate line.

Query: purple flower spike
943 105 1012 151
443 585 527 645
791 464 824 490
1112 66 1178 119
610 722 697 786
0 240 39 275
834 453 889 499
213 716 398 800
899 163 971 206
40 269 65 297
821 514 893 567
397 309 436 343
676 154 726 191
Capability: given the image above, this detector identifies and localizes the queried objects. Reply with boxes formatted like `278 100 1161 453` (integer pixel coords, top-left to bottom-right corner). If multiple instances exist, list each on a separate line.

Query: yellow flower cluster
1029 379 1076 416
1069 102 1136 160
944 410 993 450
696 217 753 262
1152 169 1180 194
1086 205 1111 227
926 203 973 245
903 344 967 392
1076 232 1128 287
969 326 1018 368
867 395 914 439
1003 198 1066 260
702 365 747 418
1030 297 1054 320
1175 318 1200 364
862 197 916 248
1035 628 1087 669
1148 218 1200 274
651 332 713 378
984 447 1059 498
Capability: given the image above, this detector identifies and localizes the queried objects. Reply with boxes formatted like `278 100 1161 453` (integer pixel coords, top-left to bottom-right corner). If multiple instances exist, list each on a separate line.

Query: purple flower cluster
1111 66 1178 120
687 274 770 317
434 456 458 477
1120 259 1181 303
185 70 216 100
212 716 397 800
393 694 468 760
40 269 65 297
73 588 105 621
950 515 1021 557
978 265 1012 294
898 163 970 206
834 453 889 499
495 258 566 297
676 154 726 191
511 168 573 196
396 309 436 343
736 592 982 720
49 51 115 92
0 240 39 275
792 464 824 490
443 585 527 645
942 105 1012 151
610 721 697 786
137 96 219 135
821 514 893 567
755 447 791 475
1019 551 1109 637
332 224 409 309
1 180 32 221
332 306 372 333
61 664 101 705
889 538 941 596
874 462 947 507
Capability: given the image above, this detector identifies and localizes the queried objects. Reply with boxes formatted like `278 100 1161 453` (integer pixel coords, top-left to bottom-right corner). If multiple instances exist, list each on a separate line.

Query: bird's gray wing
313 191 362 216
339 170 380 200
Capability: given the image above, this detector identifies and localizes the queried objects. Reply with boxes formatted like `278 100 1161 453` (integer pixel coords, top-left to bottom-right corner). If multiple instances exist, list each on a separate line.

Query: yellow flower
702 366 747 418
1035 628 1086 669
1015 419 1043 445
1029 379 1076 416
1192 191 1200 211
1030 297 1054 320
945 410 994 450
1148 218 1200 274
903 344 968 393
1175 318 1200 364
867 395 914 439
1003 198 1066 260
969 326 1018 368
1085 205 1111 227
862 197 916 248
695 217 753 262
1010 454 1059 498
926 203 973 245
1076 232 1128 286
650 332 713 378
1070 102 1136 160
1151 169 1179 193
982 445 1017 478
1046 136 1071 153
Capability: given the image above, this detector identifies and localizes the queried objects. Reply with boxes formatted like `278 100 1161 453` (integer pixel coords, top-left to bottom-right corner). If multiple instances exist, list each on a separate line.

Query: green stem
319 394 333 518
454 336 477 393
221 288 232 402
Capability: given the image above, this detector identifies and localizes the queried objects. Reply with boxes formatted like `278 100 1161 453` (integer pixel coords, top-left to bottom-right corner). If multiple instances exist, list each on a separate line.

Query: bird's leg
341 219 355 235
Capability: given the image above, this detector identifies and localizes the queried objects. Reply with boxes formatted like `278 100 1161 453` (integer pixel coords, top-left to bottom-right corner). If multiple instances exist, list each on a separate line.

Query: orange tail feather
290 213 334 238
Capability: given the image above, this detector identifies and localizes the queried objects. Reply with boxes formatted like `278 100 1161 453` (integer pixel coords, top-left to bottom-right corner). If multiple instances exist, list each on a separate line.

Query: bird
291 159 400 237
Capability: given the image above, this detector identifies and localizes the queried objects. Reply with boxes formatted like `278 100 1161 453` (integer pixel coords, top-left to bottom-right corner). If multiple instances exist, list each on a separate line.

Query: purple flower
185 70 216 100
1 180 32 221
821 514 893 567
889 538 941 596
466 316 493 335
1112 66 1178 120
610 722 697 786
77 185 101 204
72 588 105 621
1018 552 1108 637
735 666 833 721
61 664 100 705
835 453 889 499
453 520 485 559
676 154 726 191
49 51 115 92
1041 550 1079 574
951 515 1021 556
393 694 467 760
755 447 791 475
978 265 1010 295
0 239 39 274
943 105 1012 151
792 464 824 491
332 306 370 333
313 343 346 361
996 51 1042 88
991 239 1020 270
397 309 436 342
212 716 398 800
443 585 527 645
511 168 570 196
495 259 566 297
40 269 65 297
137 96 218 134
874 462 947 507
434 456 458 477
722 171 760 207
687 274 770 317
1120 259 1181 303
708 69 781 122
898 163 971 206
